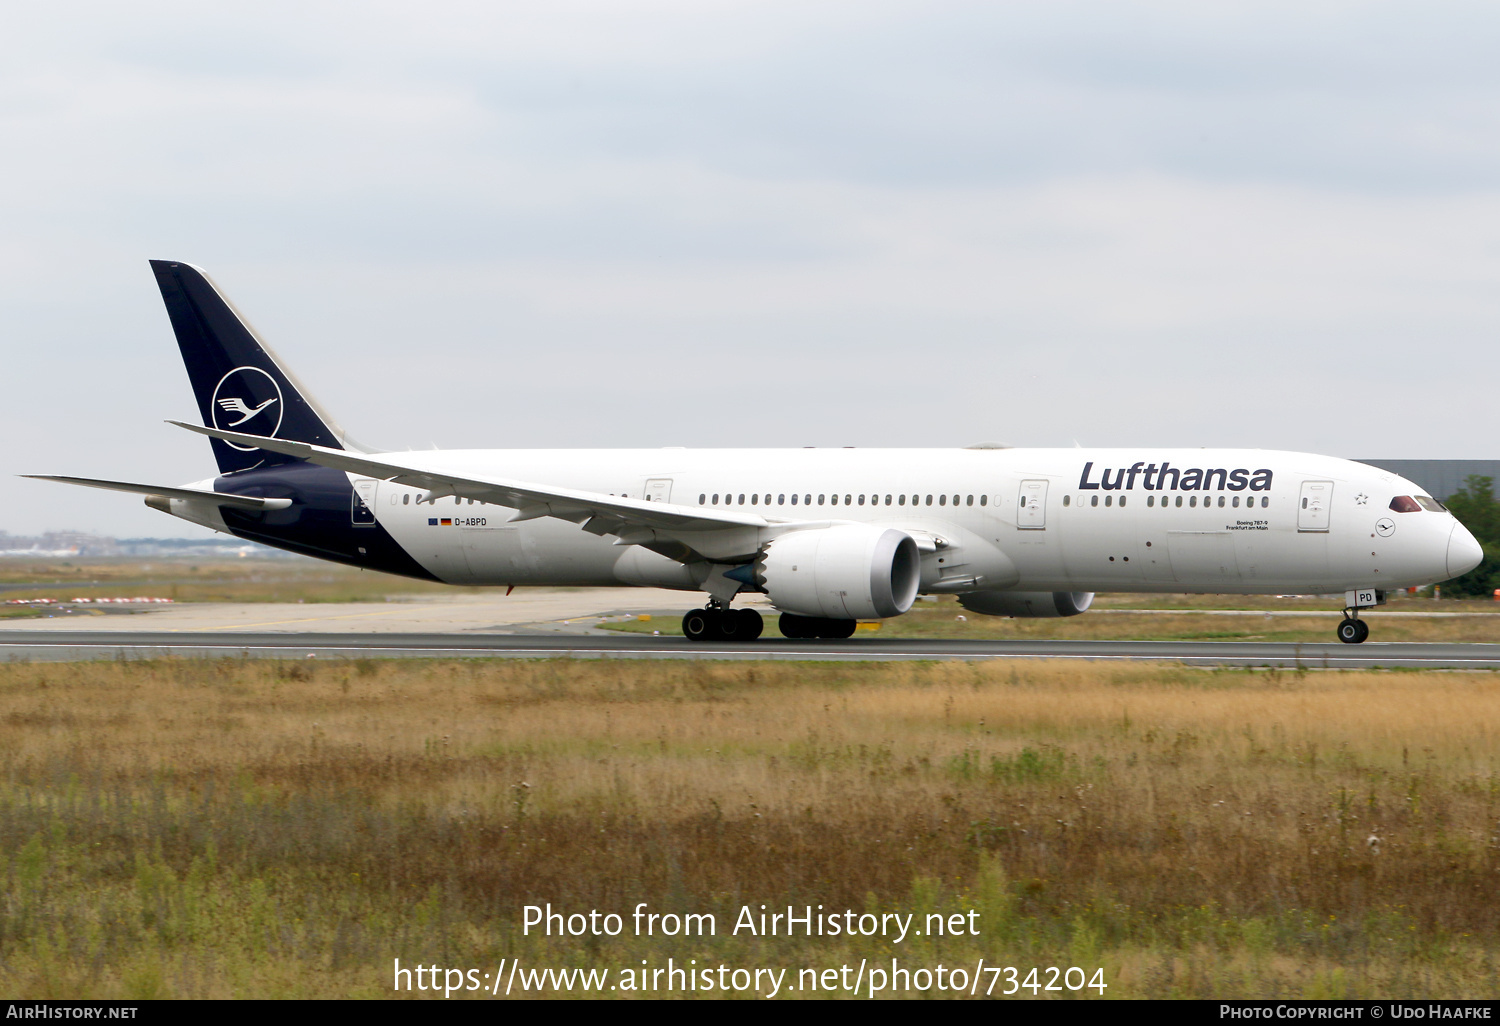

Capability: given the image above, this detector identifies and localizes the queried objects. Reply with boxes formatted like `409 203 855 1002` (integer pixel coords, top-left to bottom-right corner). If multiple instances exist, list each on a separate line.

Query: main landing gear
677 605 857 642
1336 611 1370 645
681 605 764 642
778 613 857 640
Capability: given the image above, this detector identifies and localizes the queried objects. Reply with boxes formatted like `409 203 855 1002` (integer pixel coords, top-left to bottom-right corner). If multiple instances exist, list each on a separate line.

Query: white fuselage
345 447 1471 597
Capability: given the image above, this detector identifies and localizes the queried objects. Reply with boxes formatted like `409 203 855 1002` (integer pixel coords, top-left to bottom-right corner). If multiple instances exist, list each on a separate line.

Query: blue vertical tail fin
150 260 354 475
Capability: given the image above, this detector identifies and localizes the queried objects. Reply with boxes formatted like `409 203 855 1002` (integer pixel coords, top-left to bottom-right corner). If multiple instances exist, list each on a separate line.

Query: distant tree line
1442 475 1500 597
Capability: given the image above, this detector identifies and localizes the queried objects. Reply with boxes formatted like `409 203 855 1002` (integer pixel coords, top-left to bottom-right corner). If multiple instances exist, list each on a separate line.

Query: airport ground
5 556 1500 645
3 557 1499 999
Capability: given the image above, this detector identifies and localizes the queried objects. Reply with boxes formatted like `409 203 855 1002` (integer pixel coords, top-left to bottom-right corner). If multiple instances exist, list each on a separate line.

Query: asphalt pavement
3 629 1499 667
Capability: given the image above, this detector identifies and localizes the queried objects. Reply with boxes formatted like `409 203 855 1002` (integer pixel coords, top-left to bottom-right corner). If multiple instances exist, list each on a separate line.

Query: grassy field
1 657 1498 999
0 556 479 604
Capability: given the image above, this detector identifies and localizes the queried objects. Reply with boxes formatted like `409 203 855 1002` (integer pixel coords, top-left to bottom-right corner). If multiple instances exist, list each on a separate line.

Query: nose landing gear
1335 589 1382 644
1337 612 1370 644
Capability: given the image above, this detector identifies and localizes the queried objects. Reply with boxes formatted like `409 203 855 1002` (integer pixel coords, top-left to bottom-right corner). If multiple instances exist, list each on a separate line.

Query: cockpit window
1415 495 1447 513
1389 495 1422 513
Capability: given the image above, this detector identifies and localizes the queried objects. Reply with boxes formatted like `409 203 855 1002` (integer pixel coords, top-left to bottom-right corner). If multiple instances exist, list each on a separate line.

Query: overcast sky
4 1 1499 536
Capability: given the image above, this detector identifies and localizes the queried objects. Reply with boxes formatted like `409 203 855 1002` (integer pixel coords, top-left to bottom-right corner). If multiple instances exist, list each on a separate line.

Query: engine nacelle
760 525 920 620
958 591 1094 618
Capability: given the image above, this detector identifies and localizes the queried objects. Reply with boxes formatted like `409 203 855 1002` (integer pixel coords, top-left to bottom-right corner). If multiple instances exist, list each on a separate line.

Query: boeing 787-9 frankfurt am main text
28 261 1484 644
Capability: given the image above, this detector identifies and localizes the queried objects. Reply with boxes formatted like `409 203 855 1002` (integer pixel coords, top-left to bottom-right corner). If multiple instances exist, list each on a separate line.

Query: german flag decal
440 518 453 526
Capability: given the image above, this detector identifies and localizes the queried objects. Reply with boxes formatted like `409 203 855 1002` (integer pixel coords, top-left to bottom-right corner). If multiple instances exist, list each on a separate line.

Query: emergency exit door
1018 480 1048 529
644 478 673 503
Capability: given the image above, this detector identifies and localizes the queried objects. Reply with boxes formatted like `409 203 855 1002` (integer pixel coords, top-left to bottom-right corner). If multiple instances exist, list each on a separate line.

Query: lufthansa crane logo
210 366 284 452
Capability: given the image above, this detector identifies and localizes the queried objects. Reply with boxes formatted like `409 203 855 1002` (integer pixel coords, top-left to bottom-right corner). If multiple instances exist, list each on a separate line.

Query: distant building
1359 460 1500 501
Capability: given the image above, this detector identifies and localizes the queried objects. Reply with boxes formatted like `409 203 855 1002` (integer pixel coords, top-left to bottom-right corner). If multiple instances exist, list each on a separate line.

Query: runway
4 629 1500 668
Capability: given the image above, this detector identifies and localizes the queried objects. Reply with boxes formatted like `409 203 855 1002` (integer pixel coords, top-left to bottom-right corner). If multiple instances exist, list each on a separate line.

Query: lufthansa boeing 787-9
27 261 1483 644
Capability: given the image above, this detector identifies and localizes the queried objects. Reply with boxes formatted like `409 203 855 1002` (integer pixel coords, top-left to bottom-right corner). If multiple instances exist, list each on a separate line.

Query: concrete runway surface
3 589 1498 666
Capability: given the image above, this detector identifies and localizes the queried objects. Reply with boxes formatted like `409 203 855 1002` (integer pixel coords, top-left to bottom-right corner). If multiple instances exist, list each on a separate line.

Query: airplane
27 260 1484 645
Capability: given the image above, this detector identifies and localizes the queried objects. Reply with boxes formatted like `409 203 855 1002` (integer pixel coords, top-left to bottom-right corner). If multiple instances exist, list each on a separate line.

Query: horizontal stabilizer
22 475 293 511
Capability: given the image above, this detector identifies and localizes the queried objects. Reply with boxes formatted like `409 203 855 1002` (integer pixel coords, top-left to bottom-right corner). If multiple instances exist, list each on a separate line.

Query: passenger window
403 494 410 505
1091 495 1099 507
925 495 933 506
939 494 947 506
1389 495 1422 513
1232 495 1240 508
1301 497 1307 509
805 495 811 505
845 495 852 505
1261 496 1268 508
751 494 758 505
1147 495 1154 507
1218 495 1225 508
818 494 825 505
1063 495 1071 507
1190 496 1198 508
1120 495 1127 508
738 494 745 505
858 494 866 505
1105 495 1112 507
1175 495 1183 508
979 495 986 506
899 495 906 506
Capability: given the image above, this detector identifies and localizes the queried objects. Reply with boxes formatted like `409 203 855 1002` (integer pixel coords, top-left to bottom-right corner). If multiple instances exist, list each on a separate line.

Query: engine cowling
760 526 920 620
958 591 1094 618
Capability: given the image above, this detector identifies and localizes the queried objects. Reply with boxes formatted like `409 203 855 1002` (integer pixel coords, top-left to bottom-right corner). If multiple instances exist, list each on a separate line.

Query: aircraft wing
22 475 293 511
168 422 772 536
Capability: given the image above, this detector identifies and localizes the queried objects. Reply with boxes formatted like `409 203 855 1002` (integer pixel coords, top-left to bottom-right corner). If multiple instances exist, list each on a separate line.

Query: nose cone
1447 523 1484 579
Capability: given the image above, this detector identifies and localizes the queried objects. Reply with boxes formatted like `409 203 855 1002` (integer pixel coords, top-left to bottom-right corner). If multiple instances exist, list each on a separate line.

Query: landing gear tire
714 608 744 640
778 613 857 639
682 608 714 642
732 608 764 641
683 607 764 642
1337 617 1369 644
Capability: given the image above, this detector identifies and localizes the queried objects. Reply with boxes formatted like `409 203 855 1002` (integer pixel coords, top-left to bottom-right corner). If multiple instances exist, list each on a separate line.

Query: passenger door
351 479 377 526
1017 480 1048 529
644 478 673 504
1298 480 1333 532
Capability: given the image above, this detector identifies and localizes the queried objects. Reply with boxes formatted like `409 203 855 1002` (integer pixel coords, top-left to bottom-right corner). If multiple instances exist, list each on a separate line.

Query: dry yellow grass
0 556 477 603
2 657 1498 998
